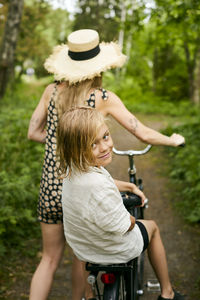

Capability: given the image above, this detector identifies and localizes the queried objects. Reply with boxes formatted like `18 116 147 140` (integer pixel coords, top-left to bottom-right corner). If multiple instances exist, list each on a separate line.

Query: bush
163 118 200 223
103 72 198 117
0 81 47 256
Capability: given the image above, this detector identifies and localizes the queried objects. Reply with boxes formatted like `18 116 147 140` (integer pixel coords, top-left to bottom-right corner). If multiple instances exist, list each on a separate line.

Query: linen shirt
62 166 143 264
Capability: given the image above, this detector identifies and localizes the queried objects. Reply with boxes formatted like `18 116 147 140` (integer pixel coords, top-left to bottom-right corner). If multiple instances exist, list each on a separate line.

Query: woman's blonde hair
56 76 102 118
57 106 106 177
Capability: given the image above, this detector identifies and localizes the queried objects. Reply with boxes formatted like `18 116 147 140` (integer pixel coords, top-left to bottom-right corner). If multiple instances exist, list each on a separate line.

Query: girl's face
92 124 113 168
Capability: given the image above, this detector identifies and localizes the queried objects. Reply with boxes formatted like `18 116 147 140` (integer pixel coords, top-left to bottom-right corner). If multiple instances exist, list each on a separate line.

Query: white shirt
62 166 143 264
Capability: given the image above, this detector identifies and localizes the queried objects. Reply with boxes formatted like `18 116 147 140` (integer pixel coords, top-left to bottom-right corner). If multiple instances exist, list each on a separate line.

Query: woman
28 29 185 300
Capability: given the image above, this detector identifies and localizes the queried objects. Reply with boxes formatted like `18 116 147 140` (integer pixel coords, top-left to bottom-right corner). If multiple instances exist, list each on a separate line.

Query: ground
1 115 200 299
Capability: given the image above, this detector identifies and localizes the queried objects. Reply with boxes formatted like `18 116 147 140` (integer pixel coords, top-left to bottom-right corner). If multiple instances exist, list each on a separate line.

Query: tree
73 0 121 41
0 0 24 98
151 0 200 104
16 0 72 78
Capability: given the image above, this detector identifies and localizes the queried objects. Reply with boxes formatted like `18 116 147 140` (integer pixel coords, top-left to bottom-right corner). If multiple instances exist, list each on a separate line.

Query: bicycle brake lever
144 198 149 208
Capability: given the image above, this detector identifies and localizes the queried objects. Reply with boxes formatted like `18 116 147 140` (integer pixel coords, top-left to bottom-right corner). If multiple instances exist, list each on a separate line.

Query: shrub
163 118 200 223
0 81 47 256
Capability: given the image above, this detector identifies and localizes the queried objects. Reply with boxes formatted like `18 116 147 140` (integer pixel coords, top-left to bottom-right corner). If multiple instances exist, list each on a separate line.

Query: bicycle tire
137 252 145 295
119 275 126 300
133 258 140 300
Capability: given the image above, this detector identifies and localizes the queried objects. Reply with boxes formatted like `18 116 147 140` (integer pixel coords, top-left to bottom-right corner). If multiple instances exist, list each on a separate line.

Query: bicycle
86 144 152 300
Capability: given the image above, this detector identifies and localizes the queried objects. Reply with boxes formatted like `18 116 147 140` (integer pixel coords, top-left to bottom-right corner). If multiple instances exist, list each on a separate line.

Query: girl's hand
130 184 146 207
114 179 147 207
170 133 185 147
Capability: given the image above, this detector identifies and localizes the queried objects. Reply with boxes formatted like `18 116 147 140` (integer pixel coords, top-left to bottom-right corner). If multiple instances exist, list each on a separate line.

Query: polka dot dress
37 85 108 224
86 88 108 108
37 84 63 224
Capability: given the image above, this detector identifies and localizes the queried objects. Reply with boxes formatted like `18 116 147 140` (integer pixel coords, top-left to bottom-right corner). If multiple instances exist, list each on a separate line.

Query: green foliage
163 118 200 223
103 72 198 117
150 0 200 102
16 1 72 78
0 81 46 256
73 0 121 41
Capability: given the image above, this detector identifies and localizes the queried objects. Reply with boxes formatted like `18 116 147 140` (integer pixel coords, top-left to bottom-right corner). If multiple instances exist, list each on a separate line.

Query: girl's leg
29 223 65 300
72 256 95 300
72 255 85 300
138 219 174 299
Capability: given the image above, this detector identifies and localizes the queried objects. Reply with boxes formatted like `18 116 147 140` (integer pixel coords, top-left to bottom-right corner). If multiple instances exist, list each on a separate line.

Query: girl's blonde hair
56 76 102 118
57 106 106 177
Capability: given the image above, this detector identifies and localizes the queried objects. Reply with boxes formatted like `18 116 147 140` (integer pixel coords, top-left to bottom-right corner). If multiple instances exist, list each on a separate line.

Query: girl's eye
92 143 97 149
103 134 109 140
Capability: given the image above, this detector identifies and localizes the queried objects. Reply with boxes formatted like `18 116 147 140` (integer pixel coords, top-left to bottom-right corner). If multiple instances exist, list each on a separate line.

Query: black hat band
68 45 100 61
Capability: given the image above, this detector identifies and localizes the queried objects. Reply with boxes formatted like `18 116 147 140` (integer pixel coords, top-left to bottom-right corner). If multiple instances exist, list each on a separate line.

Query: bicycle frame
86 144 152 300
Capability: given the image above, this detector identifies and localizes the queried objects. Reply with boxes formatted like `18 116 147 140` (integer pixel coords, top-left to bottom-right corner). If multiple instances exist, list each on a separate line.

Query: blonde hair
57 106 106 177
56 76 102 118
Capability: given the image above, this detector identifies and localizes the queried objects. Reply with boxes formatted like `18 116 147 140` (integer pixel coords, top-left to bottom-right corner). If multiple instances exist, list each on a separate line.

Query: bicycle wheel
137 253 145 295
133 258 140 300
103 274 120 300
119 275 126 300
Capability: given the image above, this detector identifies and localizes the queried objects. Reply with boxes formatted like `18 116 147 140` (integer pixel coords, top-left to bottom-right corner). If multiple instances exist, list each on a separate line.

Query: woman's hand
169 133 185 147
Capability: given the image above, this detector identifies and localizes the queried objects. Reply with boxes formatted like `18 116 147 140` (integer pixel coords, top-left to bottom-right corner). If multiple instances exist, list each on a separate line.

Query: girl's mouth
99 152 111 159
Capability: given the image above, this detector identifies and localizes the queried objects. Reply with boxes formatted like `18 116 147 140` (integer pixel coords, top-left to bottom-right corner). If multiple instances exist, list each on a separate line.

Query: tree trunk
192 47 200 105
183 41 195 102
152 48 158 94
0 0 24 99
118 2 126 50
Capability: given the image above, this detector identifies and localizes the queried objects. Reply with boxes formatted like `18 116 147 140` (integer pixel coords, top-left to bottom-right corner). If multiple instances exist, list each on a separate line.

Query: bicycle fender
103 274 120 300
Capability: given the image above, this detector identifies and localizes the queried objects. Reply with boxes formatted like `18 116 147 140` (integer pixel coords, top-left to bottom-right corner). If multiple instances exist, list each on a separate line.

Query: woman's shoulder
95 88 120 104
44 81 66 96
44 83 56 94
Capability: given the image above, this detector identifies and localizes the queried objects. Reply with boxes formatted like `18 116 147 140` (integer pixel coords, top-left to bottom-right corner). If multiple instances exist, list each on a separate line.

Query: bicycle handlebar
113 144 152 156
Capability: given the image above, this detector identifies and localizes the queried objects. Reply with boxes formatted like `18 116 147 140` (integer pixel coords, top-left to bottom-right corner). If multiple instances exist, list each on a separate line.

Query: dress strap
48 82 59 111
86 88 108 108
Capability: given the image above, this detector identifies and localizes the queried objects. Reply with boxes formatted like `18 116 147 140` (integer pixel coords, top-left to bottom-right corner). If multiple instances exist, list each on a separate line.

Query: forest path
49 115 200 300
5 114 199 300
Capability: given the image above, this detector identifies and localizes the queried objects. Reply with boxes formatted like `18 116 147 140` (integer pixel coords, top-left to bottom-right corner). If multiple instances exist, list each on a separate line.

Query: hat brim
44 42 127 84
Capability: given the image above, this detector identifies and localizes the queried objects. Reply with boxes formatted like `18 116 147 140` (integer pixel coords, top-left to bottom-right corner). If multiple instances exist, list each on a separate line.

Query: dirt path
5 115 200 299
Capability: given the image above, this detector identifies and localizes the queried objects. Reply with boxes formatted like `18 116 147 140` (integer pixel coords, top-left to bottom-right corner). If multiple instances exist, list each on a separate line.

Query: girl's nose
99 141 108 152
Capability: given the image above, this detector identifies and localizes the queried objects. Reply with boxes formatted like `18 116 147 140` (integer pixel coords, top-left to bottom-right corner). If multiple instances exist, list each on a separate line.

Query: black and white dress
37 84 108 224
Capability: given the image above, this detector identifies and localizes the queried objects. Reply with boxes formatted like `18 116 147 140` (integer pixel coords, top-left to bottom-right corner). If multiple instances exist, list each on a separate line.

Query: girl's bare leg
72 256 95 300
29 223 65 300
72 255 85 300
138 219 174 299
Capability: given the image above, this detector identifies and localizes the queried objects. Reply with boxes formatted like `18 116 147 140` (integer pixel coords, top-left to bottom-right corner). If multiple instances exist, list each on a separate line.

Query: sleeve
89 178 131 235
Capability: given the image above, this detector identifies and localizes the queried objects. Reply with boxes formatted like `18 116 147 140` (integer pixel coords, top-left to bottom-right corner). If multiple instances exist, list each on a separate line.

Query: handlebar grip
179 143 185 147
121 192 142 209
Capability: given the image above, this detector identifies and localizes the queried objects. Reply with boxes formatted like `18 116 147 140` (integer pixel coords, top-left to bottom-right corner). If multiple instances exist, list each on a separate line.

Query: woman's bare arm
97 90 185 146
28 84 54 143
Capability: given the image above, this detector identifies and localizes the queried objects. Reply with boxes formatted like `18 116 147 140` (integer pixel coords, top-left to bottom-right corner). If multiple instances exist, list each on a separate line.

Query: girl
57 106 185 300
28 29 185 300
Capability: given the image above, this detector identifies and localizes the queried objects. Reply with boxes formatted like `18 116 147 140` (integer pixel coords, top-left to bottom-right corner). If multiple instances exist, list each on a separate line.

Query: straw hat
44 29 127 84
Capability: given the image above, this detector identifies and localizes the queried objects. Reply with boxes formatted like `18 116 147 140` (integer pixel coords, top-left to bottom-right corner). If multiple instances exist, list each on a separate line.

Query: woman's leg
138 219 174 299
29 223 65 300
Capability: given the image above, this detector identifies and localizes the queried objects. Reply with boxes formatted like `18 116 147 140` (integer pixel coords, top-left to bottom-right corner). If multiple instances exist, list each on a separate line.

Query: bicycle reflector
101 273 116 284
